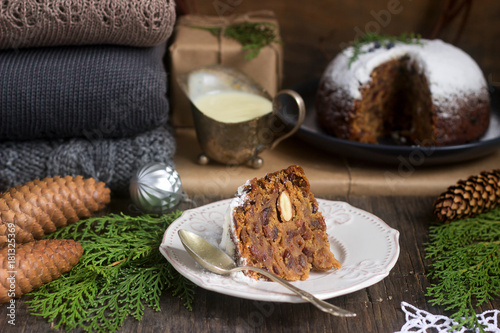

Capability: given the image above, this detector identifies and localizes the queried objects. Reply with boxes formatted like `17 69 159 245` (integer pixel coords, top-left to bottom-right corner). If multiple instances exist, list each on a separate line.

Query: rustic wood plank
0 195 498 332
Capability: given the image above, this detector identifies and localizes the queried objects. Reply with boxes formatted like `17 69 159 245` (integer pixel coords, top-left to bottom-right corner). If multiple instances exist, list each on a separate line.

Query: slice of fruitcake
220 165 340 281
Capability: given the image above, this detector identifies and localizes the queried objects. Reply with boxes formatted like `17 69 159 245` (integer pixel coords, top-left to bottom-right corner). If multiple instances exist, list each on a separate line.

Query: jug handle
270 89 306 150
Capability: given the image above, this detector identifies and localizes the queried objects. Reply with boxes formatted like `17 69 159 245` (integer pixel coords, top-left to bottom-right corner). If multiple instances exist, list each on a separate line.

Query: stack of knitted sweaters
0 0 177 196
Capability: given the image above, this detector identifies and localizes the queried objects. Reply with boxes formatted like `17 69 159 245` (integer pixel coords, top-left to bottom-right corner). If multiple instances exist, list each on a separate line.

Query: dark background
180 0 499 89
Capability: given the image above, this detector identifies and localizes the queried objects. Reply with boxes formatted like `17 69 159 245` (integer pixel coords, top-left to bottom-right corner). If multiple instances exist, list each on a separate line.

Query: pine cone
0 176 110 247
0 239 83 304
433 169 500 222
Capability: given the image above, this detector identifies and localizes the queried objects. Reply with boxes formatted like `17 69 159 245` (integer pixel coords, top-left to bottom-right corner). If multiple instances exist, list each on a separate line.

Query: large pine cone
433 169 500 222
0 176 110 247
0 239 83 303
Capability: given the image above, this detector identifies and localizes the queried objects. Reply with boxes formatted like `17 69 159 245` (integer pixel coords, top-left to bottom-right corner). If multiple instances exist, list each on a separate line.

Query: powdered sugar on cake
328 39 487 105
219 179 251 266
317 38 490 145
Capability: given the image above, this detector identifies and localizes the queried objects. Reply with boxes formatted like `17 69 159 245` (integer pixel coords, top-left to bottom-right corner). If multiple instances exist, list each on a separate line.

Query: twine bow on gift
181 10 282 61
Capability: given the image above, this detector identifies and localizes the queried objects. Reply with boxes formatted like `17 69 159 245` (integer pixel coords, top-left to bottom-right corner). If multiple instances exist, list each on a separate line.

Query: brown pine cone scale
0 176 110 247
433 169 500 222
0 239 83 304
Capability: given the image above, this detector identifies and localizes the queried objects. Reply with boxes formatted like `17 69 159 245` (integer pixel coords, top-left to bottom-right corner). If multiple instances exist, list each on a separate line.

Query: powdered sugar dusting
231 270 259 284
219 179 251 266
328 39 487 100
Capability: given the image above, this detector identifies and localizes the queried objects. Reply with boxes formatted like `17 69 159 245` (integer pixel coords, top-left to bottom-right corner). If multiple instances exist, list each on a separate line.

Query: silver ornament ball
130 162 184 213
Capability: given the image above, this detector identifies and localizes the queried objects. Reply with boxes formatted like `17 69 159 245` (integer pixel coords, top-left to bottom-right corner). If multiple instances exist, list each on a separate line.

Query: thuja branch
425 208 500 332
347 32 423 67
26 212 195 333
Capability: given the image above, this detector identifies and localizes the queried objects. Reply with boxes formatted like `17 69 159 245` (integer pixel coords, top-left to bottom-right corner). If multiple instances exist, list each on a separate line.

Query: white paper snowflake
395 302 500 333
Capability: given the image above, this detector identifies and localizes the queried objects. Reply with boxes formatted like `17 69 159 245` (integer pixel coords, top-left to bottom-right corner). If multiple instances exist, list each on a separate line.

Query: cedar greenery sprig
26 212 195 333
347 32 423 67
225 22 280 60
425 208 500 332
192 22 281 60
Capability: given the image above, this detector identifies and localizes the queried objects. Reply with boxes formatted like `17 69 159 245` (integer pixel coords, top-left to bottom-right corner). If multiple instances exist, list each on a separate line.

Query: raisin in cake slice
220 165 340 281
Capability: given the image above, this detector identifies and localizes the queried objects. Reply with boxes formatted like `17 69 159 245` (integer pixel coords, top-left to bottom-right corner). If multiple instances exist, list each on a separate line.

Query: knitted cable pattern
0 0 176 49
0 42 169 141
0 126 176 196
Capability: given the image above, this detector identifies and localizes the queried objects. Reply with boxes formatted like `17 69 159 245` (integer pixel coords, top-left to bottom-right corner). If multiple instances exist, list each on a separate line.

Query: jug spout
177 64 271 103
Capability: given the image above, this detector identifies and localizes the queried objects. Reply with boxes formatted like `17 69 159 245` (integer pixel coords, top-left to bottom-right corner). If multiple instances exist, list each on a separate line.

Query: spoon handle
231 266 356 317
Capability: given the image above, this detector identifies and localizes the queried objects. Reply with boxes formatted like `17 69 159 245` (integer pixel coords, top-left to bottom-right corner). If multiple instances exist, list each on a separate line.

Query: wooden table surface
2 194 499 333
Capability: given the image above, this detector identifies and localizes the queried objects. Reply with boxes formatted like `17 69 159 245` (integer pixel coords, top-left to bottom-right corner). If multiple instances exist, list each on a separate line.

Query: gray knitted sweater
0 43 170 141
0 126 176 196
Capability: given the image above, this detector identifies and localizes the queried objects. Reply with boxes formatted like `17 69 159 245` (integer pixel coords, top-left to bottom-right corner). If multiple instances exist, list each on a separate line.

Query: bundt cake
220 165 340 281
316 37 490 146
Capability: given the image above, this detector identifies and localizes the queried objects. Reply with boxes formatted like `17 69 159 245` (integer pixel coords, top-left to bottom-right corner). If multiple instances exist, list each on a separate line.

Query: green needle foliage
347 32 422 67
192 22 281 60
425 208 500 332
224 22 280 60
26 212 195 333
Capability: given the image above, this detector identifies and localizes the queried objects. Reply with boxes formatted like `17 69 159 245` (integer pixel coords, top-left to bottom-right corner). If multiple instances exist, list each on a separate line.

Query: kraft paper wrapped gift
169 11 283 127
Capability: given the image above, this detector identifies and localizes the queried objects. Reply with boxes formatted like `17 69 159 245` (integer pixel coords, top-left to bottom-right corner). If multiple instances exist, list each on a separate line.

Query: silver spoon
178 229 356 317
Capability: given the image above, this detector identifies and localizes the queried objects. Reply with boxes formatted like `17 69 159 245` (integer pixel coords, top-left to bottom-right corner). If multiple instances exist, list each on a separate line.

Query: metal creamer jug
177 65 305 168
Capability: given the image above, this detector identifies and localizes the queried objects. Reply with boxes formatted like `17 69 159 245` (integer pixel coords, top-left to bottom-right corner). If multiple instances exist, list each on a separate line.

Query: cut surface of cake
220 165 340 281
316 38 490 146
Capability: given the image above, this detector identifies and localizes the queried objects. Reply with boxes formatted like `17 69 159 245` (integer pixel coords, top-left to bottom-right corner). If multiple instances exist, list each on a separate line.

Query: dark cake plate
278 79 500 166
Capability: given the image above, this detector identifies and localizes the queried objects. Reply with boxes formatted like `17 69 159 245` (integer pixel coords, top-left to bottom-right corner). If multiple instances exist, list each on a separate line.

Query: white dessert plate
160 199 400 303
